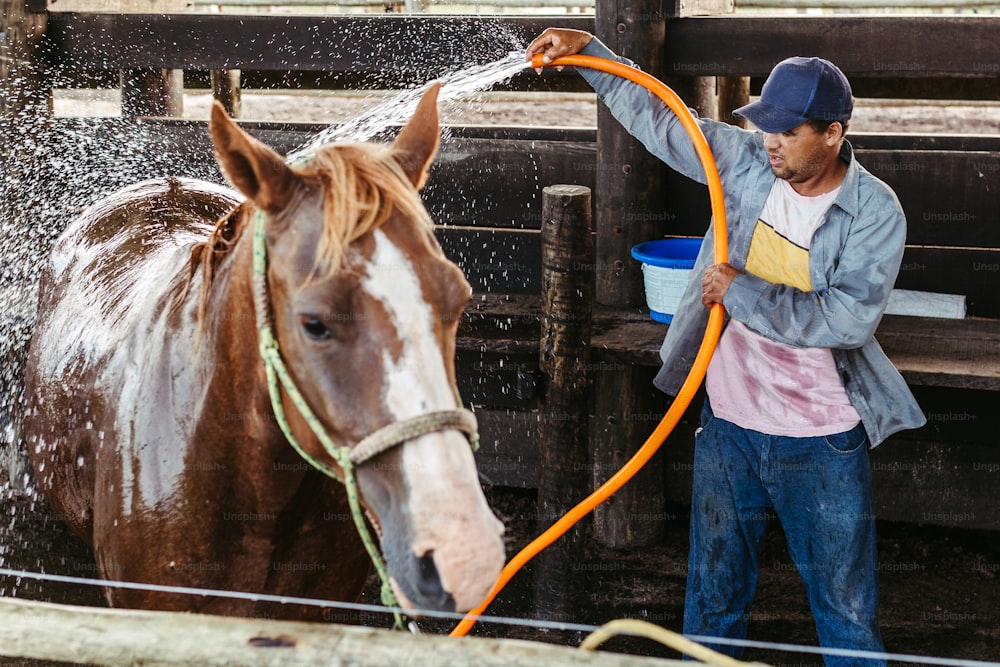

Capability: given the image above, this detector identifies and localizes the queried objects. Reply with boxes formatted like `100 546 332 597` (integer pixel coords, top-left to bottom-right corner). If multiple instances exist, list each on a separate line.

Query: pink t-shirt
706 179 860 437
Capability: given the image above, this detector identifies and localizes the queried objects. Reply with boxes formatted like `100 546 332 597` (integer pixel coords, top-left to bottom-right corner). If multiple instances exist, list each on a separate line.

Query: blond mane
183 140 433 326
300 141 434 280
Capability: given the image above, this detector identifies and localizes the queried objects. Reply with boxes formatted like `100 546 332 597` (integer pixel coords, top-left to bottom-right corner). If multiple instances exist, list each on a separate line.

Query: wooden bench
459 294 1000 392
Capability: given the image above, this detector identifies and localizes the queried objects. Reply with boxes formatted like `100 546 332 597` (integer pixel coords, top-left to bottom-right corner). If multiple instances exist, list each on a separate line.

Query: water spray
449 53 730 638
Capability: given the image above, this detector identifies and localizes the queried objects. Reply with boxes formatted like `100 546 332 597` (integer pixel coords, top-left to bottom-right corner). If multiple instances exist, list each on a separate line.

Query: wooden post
690 75 718 120
1 0 49 153
211 69 242 118
594 0 668 308
120 68 183 117
590 0 669 549
1 0 49 484
718 76 750 127
535 184 593 621
590 368 667 548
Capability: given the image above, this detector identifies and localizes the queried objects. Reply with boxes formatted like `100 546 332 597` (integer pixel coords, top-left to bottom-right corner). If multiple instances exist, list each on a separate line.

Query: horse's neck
193 231 279 447
190 222 316 502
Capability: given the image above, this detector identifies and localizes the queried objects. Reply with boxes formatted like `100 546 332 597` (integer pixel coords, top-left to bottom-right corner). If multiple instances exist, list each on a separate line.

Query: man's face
762 122 831 183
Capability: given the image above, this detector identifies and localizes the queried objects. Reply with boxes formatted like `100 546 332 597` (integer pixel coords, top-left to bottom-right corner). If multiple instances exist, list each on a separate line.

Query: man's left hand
701 263 739 308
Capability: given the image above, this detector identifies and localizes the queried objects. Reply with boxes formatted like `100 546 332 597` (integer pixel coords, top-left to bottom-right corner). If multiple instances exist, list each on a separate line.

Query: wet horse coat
22 85 505 620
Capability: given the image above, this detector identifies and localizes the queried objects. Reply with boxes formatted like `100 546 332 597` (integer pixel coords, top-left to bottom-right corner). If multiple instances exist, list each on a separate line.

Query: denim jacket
578 38 925 446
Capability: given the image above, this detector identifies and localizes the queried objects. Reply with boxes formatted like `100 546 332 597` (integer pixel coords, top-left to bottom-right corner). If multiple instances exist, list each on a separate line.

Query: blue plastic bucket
630 238 703 324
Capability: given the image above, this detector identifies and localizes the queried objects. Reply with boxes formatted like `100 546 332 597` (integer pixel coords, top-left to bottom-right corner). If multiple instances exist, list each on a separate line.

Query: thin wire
1 566 998 667
0 567 599 634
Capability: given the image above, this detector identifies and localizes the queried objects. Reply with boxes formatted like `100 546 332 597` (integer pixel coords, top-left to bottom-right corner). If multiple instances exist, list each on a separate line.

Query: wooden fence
2 3 1000 538
0 596 688 666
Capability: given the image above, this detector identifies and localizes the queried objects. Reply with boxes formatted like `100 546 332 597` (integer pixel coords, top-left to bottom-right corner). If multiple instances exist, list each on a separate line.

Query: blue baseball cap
734 56 854 133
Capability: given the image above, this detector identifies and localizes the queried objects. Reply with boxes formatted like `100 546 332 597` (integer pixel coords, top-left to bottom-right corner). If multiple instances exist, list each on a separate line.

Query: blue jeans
683 399 886 667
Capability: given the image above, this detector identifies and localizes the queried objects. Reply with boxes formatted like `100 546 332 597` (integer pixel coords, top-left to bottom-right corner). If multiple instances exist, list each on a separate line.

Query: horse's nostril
416 552 446 600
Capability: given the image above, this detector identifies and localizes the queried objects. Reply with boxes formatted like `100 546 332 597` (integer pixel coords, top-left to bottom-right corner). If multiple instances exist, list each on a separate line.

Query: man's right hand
525 28 594 71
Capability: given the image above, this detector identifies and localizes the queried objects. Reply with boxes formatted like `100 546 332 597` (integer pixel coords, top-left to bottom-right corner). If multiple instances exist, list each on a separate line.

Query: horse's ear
209 101 298 215
392 82 441 190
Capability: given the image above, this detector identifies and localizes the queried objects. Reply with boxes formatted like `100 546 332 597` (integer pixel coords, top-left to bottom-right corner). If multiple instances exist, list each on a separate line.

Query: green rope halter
251 209 479 629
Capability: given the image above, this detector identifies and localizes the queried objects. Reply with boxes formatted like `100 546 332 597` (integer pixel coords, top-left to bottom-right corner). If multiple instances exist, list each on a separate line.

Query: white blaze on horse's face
360 229 505 613
363 229 455 416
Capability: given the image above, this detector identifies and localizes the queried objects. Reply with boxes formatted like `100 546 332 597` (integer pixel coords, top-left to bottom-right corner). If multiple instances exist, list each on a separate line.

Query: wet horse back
22 177 242 539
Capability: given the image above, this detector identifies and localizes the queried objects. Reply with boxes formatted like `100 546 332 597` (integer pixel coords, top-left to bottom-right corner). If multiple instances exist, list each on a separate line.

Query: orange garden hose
449 53 730 637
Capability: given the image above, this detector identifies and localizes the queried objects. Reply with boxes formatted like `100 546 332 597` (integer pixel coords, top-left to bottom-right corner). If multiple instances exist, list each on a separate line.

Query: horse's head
208 85 504 614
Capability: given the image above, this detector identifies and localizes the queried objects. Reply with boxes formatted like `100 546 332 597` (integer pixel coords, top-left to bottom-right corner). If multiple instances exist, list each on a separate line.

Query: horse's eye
300 317 332 341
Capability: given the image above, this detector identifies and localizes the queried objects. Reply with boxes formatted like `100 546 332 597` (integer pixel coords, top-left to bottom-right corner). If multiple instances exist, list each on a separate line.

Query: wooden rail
0 597 689 666
41 14 1000 95
41 13 592 72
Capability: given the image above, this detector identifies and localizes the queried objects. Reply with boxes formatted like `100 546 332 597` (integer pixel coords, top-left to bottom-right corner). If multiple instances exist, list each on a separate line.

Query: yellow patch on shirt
745 221 812 292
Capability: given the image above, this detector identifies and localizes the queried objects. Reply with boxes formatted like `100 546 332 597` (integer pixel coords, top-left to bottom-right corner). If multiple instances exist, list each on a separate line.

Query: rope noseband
251 209 478 628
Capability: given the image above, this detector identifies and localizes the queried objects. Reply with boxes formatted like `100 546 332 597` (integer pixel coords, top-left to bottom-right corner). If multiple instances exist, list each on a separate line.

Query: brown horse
22 84 505 621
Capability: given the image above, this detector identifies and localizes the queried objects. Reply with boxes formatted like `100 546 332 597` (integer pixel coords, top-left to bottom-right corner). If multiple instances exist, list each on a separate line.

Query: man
526 29 926 667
